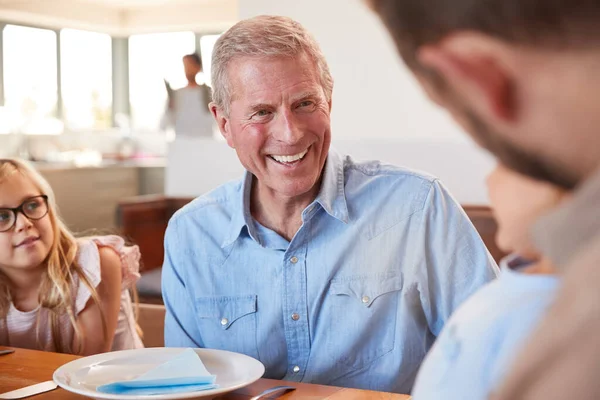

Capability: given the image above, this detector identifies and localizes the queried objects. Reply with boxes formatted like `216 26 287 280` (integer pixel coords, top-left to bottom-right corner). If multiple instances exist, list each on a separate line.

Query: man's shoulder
451 270 558 333
344 156 438 195
342 155 440 210
170 178 243 226
344 156 438 183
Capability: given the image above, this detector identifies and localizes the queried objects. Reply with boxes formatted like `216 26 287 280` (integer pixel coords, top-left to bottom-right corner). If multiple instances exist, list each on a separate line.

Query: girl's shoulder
76 235 141 292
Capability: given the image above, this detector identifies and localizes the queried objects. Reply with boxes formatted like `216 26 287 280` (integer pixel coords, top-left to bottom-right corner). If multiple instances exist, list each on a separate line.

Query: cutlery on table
249 385 296 400
0 381 58 399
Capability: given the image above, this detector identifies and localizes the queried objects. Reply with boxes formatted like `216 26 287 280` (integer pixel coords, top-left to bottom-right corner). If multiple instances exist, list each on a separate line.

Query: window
129 31 195 130
3 25 58 134
60 28 112 130
199 34 221 87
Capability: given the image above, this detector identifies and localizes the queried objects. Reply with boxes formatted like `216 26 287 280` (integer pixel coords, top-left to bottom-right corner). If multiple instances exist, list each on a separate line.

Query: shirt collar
532 166 600 268
221 171 259 248
314 149 349 224
221 149 349 248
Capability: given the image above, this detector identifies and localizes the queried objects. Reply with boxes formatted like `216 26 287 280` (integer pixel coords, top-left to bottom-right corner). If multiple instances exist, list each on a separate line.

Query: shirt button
293 366 300 373
361 296 370 304
290 256 298 264
291 313 300 321
220 318 229 326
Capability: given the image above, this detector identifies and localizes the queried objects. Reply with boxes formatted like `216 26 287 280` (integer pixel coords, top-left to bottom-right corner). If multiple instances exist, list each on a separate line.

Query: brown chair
137 303 166 348
462 205 507 263
117 195 192 273
117 196 192 304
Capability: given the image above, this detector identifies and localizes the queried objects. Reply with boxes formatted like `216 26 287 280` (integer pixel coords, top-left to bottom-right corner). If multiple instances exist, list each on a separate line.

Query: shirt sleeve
414 179 500 336
89 235 141 290
74 239 103 315
74 236 141 315
162 217 204 348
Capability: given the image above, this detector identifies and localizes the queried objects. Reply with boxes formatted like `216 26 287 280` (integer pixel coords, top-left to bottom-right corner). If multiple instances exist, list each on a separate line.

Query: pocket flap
329 273 403 307
195 295 257 329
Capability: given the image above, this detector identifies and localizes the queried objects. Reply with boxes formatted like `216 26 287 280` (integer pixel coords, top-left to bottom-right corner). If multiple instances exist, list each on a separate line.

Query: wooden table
0 347 410 399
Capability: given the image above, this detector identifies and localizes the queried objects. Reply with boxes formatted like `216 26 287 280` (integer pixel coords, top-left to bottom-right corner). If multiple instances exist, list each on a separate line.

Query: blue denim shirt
162 151 498 394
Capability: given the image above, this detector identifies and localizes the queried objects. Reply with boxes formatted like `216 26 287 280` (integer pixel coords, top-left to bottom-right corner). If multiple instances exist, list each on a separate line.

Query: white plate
53 348 265 400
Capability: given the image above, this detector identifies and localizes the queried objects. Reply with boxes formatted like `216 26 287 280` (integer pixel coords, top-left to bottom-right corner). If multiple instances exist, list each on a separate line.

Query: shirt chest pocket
324 273 403 370
195 294 259 359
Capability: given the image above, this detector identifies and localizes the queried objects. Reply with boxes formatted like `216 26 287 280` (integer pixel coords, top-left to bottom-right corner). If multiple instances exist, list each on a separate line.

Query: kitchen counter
31 157 166 171
36 159 166 233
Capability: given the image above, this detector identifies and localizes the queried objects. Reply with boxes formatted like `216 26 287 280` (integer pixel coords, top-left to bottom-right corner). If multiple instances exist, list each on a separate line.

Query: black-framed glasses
0 195 49 233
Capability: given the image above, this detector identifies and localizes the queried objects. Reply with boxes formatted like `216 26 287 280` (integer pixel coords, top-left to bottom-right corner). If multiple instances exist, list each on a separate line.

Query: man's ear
210 102 234 148
417 33 518 124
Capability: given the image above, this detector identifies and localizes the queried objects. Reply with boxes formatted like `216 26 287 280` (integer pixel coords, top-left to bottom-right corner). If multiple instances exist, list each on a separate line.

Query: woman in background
161 53 214 138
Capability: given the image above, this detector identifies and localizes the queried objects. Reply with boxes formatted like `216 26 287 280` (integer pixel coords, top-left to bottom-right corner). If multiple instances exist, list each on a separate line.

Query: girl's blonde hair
0 158 107 353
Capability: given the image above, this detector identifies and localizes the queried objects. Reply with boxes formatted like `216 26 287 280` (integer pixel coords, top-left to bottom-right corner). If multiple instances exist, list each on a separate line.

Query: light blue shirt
162 150 498 394
412 255 559 400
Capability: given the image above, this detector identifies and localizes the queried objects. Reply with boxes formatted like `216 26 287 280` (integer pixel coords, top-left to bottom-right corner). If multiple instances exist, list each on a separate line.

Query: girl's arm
73 247 123 355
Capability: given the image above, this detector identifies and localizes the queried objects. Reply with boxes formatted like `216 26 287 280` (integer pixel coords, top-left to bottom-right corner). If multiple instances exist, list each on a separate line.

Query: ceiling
0 0 238 35
74 0 210 9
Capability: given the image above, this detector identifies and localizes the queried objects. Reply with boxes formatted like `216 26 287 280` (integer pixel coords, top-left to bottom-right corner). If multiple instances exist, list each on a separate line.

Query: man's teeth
271 149 308 163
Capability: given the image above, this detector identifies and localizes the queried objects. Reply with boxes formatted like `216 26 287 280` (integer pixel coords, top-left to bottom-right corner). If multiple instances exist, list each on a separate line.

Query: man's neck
250 179 321 242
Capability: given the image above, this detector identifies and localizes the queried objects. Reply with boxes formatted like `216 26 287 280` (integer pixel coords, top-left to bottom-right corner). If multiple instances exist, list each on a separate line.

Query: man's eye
297 100 317 111
252 110 272 120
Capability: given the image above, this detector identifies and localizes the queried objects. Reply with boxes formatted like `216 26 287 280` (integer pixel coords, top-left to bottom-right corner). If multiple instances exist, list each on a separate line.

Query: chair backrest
137 303 166 347
462 205 507 263
117 196 192 272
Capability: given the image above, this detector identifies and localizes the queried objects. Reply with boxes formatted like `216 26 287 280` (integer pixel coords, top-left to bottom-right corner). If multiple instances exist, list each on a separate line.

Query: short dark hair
367 0 600 69
183 53 202 69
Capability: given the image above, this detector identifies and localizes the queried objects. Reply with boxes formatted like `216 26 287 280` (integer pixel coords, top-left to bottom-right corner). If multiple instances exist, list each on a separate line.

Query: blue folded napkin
97 348 218 395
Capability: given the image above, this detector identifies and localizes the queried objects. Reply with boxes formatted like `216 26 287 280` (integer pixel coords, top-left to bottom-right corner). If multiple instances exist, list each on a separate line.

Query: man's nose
274 109 303 144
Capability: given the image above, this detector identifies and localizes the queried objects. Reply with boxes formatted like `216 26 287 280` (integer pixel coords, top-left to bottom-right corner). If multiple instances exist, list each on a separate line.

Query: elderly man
367 1 600 399
162 15 497 393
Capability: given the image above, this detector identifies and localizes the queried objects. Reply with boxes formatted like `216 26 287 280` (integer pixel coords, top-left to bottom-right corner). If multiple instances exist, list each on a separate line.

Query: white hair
211 15 334 115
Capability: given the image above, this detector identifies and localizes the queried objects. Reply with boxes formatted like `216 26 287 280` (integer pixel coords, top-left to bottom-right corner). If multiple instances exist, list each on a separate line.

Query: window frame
0 20 221 134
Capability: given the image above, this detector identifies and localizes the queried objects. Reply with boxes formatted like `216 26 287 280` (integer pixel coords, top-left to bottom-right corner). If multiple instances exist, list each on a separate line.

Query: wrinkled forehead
227 53 324 104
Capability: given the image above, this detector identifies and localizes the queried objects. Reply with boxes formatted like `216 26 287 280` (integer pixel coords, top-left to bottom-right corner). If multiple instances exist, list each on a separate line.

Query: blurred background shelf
39 160 165 234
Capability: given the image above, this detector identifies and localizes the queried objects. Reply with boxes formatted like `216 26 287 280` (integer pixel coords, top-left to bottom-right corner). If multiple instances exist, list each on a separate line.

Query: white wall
166 0 495 205
239 0 465 141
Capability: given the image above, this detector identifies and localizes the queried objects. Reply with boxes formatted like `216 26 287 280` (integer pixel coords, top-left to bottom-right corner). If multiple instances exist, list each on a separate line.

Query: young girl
0 159 143 355
411 164 565 399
